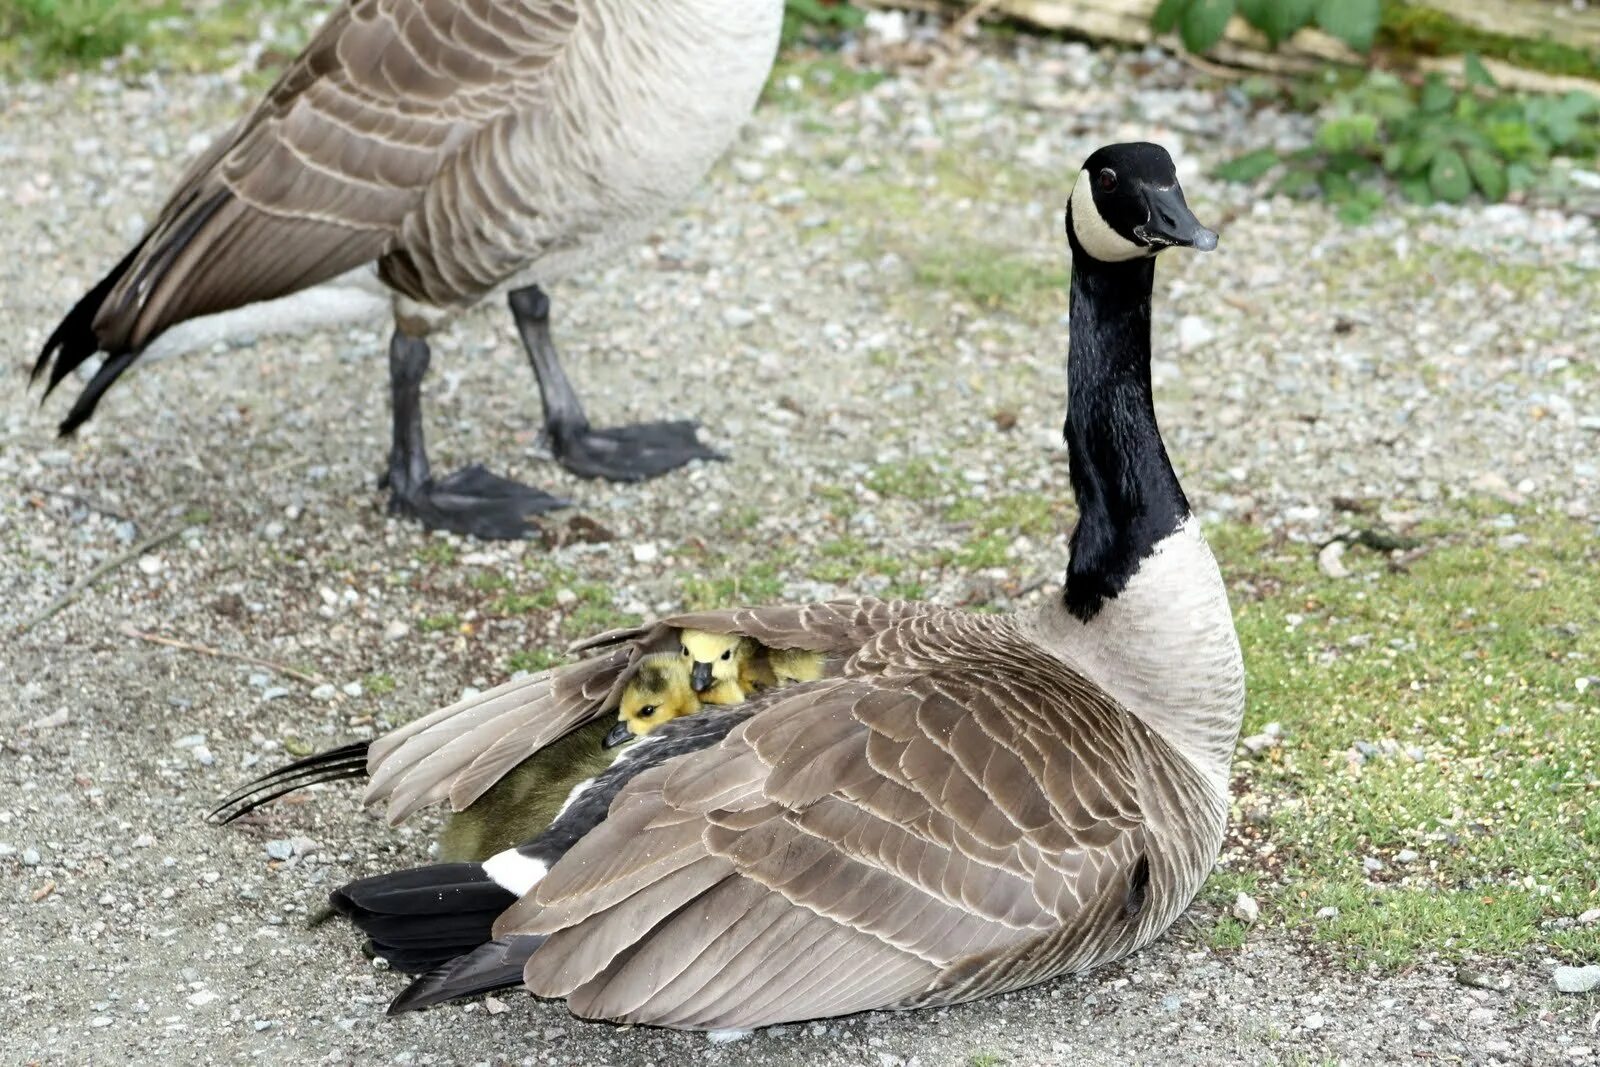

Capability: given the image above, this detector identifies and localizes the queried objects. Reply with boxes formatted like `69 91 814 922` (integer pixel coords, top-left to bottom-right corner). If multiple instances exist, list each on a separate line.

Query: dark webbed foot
385 463 568 540
547 419 724 482
385 330 568 541
510 284 726 484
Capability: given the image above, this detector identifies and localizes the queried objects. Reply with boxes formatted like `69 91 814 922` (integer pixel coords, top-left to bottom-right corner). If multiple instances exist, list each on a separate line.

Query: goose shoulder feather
351 595 1228 1027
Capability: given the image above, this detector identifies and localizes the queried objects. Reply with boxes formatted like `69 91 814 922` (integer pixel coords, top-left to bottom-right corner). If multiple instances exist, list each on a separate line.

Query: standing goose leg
382 329 569 540
509 286 724 482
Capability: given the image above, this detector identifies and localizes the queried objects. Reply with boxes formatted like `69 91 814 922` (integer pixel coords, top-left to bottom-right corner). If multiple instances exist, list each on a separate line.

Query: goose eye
721 650 732 661
1098 167 1117 191
637 705 656 718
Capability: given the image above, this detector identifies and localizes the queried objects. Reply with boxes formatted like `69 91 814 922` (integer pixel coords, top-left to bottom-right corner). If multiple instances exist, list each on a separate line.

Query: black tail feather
330 862 515 976
207 740 371 824
34 240 146 396
387 936 546 1015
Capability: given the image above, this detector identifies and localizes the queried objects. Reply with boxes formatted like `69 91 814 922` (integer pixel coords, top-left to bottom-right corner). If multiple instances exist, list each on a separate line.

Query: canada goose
218 143 1243 1029
680 628 825 694
31 0 784 540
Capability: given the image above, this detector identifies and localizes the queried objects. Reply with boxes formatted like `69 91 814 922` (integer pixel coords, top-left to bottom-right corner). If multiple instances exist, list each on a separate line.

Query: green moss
1378 4 1600 82
417 612 459 634
866 459 959 503
414 540 459 567
1207 916 1251 952
1209 502 1600 967
362 672 397 696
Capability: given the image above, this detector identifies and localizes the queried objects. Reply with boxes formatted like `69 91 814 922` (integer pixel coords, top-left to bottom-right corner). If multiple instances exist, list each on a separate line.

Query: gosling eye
680 644 689 657
637 705 656 718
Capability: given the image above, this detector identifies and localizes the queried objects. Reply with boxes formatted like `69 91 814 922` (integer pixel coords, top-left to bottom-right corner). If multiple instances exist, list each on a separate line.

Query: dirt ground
3 33 1598 1067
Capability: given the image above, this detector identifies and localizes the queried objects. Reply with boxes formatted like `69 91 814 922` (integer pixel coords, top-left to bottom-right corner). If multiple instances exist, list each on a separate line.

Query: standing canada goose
31 0 783 539
217 143 1243 1028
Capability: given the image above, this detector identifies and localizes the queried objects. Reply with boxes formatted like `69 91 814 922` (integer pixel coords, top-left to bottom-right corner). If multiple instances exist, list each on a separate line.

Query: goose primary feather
218 142 1245 1030
32 0 783 538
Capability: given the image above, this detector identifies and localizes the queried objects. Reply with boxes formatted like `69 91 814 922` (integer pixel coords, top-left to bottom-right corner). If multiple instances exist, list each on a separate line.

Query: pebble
721 306 756 328
1578 909 1600 924
1456 966 1510 991
28 708 70 730
383 620 410 641
1316 540 1350 579
137 554 164 575
172 733 206 749
1231 892 1259 925
22 848 41 866
632 543 659 564
1394 849 1419 864
264 840 294 861
1302 1012 1325 1031
1554 965 1600 993
1315 907 1340 921
260 687 289 702
1363 857 1384 873
311 684 337 701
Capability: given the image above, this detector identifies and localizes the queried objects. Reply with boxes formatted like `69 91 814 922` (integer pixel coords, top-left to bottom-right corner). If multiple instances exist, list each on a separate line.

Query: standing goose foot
510 284 725 484
385 331 569 541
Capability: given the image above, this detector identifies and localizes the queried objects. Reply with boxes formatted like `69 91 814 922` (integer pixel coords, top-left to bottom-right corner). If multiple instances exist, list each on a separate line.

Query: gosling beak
690 661 714 693
1137 183 1218 252
602 720 633 749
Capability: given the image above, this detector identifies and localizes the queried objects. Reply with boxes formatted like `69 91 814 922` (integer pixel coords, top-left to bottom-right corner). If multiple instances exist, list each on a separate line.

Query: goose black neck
1062 242 1189 622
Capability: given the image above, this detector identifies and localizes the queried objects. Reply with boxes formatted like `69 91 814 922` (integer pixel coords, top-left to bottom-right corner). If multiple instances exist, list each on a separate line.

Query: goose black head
1066 142 1217 264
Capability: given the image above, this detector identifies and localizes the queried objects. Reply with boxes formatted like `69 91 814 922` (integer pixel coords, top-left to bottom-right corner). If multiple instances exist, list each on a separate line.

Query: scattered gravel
3 21 1598 1067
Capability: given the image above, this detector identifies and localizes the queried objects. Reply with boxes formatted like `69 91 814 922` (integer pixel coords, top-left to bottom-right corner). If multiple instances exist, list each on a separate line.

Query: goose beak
1137 184 1217 252
603 720 634 749
690 661 715 693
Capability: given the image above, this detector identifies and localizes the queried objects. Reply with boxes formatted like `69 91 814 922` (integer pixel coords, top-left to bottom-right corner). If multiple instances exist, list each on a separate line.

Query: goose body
218 144 1245 1028
34 0 783 537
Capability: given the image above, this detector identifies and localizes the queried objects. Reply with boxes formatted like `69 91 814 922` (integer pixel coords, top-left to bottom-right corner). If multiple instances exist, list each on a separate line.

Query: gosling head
679 629 748 694
604 653 701 748
1066 142 1217 264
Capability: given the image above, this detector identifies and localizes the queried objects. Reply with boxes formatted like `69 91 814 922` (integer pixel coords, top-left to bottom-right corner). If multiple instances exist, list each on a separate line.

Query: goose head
680 629 750 694
1066 142 1217 264
604 653 702 748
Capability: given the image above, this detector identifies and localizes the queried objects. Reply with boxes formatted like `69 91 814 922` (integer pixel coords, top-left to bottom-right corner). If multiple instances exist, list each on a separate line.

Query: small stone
1302 1012 1325 1032
310 683 338 701
264 840 294 861
1363 856 1385 873
1456 966 1509 991
1577 909 1600 924
1315 906 1340 921
192 745 215 767
484 996 508 1016
28 708 69 730
187 990 219 1008
1554 965 1600 993
1178 314 1215 352
1160 993 1182 1014
22 848 41 866
1240 732 1279 756
253 1020 273 1031
721 306 756 329
631 543 658 564
342 682 363 697
137 555 164 575
260 687 289 702
172 733 206 749
133 834 155 848
289 837 317 857
383 620 410 641
1231 892 1259 925
1395 849 1419 864
555 588 578 607
1317 540 1350 579
91 1016 113 1028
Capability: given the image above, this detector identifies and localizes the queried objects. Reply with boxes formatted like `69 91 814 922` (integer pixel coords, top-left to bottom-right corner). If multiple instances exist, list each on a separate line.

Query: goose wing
363 597 935 823
493 612 1171 1029
79 0 580 359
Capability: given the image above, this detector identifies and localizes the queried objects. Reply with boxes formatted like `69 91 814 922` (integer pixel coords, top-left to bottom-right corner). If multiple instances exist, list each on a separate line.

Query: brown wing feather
92 0 579 353
496 610 1179 1028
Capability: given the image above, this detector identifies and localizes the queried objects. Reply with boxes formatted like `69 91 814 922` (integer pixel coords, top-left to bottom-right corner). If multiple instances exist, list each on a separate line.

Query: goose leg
382 329 569 539
509 285 724 482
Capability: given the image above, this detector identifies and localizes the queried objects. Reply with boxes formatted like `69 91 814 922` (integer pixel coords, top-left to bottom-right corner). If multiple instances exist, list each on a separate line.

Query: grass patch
1208 502 1600 968
362 672 397 697
417 612 460 634
506 648 564 675
680 562 787 611
912 243 1068 314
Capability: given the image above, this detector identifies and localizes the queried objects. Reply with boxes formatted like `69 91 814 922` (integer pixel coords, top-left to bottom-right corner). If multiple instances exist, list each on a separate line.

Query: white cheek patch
483 851 548 897
1070 172 1148 263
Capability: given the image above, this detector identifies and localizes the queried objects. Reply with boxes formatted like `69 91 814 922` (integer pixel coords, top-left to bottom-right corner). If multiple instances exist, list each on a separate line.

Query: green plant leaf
1213 148 1280 183
1180 0 1235 53
1428 148 1473 203
1316 114 1380 154
1462 52 1496 90
1152 0 1189 34
1399 175 1434 204
1255 0 1314 46
1275 169 1319 197
1420 74 1456 114
1464 148 1508 201
1315 0 1380 52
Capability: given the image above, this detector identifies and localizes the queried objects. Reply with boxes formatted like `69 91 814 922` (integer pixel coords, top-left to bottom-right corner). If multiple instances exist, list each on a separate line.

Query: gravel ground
3 26 1599 1067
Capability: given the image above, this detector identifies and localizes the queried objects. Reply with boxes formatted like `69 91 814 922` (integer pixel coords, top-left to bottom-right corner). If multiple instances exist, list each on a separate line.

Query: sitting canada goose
679 628 825 694
218 143 1243 1029
31 0 783 539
